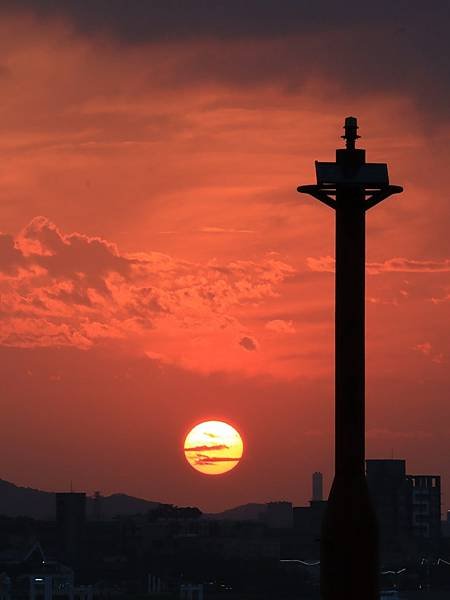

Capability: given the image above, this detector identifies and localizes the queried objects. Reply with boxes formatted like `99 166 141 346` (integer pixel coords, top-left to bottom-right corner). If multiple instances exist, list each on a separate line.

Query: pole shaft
320 186 379 600
335 187 365 477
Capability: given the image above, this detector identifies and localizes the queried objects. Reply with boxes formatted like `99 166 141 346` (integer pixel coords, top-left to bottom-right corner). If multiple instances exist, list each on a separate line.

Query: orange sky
0 3 449 512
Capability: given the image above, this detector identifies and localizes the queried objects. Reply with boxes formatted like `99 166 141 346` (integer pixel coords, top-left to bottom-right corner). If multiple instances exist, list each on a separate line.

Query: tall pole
335 185 366 478
298 118 403 599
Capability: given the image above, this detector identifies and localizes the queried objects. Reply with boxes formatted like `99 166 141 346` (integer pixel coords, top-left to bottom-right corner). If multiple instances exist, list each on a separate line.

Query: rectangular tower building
406 475 441 542
312 472 323 502
55 492 86 567
366 460 411 559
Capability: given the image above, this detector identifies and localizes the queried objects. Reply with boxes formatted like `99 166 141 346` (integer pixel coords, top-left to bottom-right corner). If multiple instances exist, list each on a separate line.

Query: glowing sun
184 420 244 475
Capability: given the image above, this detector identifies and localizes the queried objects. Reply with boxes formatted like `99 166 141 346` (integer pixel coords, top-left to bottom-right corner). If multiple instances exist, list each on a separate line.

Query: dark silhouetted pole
298 118 403 599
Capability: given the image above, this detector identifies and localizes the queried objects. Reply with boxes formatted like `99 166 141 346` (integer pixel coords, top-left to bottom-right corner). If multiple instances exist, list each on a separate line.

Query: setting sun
184 421 244 475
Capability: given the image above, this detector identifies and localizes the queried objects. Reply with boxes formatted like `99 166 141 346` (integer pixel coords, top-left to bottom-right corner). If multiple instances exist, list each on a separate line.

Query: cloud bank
307 256 450 275
3 1 448 121
0 218 294 369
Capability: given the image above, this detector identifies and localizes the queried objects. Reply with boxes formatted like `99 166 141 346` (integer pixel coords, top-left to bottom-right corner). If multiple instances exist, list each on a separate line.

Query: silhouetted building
0 541 75 600
293 500 327 558
92 491 102 521
265 502 293 530
55 492 86 567
407 475 441 542
366 460 412 559
442 511 450 538
312 472 323 502
367 460 442 559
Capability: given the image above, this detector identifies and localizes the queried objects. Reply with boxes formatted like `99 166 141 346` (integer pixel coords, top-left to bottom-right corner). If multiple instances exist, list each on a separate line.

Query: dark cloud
19 217 131 290
239 336 258 352
0 234 27 273
185 444 229 452
194 454 241 465
3 1 449 117
1 1 439 42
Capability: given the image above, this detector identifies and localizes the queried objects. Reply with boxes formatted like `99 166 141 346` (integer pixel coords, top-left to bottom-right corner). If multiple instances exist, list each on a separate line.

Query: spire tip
341 116 360 150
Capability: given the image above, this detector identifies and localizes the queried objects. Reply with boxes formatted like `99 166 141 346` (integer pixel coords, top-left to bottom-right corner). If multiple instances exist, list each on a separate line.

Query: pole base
320 472 379 600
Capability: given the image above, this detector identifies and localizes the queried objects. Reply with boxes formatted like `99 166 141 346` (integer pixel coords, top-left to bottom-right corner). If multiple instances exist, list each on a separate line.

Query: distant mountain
0 479 269 522
0 479 160 520
207 503 267 522
0 479 55 519
96 493 160 519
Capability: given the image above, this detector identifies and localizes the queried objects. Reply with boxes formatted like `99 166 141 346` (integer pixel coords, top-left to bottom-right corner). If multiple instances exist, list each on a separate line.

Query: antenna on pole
341 116 360 150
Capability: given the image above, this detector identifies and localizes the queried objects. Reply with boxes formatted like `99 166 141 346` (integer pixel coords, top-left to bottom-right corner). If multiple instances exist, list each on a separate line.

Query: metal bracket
297 184 403 211
297 185 336 209
364 185 403 210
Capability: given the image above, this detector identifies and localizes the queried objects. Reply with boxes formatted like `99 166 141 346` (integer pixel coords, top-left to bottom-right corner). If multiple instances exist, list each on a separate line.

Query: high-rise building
442 510 450 538
293 499 327 559
366 460 442 558
55 492 86 567
312 472 323 502
406 475 441 542
366 460 412 558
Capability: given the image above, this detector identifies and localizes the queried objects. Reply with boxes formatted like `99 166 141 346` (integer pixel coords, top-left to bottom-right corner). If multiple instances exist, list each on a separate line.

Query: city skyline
0 459 444 522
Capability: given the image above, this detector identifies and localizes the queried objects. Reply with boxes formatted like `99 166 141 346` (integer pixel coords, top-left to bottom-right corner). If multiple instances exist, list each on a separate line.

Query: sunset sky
0 1 448 512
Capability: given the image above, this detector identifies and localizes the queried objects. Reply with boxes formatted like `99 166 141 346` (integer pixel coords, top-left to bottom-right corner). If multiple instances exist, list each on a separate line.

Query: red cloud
0 219 295 372
307 256 450 275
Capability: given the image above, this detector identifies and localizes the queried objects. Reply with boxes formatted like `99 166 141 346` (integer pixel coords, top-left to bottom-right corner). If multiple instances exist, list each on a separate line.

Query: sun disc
184 420 243 475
